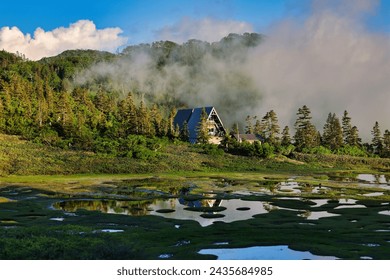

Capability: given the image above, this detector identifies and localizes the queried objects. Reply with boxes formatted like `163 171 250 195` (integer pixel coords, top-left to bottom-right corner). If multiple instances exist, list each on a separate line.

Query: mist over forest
71 1 390 142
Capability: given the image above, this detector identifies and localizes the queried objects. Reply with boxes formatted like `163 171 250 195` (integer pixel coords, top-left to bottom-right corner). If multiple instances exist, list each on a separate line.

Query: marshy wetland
1 171 390 259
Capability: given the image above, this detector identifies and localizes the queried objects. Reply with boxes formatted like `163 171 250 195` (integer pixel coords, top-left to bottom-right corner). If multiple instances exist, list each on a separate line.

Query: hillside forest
0 33 389 161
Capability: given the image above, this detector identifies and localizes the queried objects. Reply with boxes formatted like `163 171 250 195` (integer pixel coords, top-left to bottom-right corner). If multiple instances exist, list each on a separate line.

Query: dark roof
233 134 263 142
174 107 214 143
172 108 193 129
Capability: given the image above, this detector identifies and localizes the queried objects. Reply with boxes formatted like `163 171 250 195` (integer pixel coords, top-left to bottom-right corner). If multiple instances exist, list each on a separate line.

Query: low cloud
246 0 389 140
77 0 390 141
155 17 254 43
0 20 127 60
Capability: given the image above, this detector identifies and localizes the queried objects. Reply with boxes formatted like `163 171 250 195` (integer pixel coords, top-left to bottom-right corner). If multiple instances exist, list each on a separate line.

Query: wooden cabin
174 106 226 144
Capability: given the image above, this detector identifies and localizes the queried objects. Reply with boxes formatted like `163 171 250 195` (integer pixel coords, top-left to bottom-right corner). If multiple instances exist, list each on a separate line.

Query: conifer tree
383 130 390 158
294 105 319 150
342 110 352 145
371 121 383 155
253 119 262 135
281 126 291 146
55 91 75 136
167 107 177 138
349 126 362 147
34 77 48 127
118 93 137 136
137 101 151 136
196 107 210 144
179 120 190 142
322 113 343 150
259 110 280 145
150 104 162 137
268 110 280 145
245 115 254 134
0 98 5 132
231 123 240 136
220 129 233 150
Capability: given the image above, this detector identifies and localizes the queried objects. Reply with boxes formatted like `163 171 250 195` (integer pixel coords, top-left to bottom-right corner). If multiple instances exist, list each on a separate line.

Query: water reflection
357 174 389 185
54 199 154 216
51 184 382 227
53 197 271 227
328 173 390 187
198 245 338 260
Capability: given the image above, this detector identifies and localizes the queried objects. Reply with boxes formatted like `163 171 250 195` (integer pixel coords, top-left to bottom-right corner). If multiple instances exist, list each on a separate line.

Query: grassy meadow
1 134 390 260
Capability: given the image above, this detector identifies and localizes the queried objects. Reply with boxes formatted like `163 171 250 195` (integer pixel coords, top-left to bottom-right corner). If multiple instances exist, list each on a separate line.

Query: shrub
200 144 224 156
302 146 332 155
335 145 368 157
93 137 120 155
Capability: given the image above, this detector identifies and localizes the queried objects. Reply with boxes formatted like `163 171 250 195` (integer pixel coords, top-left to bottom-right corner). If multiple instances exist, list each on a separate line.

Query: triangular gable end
174 106 226 144
208 107 225 135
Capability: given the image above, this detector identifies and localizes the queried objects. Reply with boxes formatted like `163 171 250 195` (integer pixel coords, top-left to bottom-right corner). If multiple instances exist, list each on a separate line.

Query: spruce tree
179 120 190 142
268 110 280 145
220 129 233 150
342 110 352 145
118 93 137 136
232 123 240 137
167 108 177 138
245 115 254 134
260 110 280 145
137 101 151 136
322 113 343 150
253 119 262 135
196 107 210 144
294 105 319 150
281 126 291 146
150 104 162 137
383 130 390 158
371 121 383 155
349 126 361 147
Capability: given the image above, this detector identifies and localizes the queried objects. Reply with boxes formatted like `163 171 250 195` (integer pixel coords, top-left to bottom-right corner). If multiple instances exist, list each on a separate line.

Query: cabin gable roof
174 106 225 143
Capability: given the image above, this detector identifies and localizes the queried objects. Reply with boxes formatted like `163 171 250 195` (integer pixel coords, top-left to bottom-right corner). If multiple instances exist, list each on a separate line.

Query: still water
53 198 271 227
198 245 338 260
53 194 368 227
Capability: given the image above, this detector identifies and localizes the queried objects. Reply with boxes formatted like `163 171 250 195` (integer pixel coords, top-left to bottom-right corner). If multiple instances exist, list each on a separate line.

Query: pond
357 174 389 185
52 195 364 226
330 173 390 189
1 173 390 260
198 245 338 260
53 198 276 227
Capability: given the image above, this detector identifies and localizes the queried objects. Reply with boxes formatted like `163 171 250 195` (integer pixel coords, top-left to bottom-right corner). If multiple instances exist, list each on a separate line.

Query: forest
0 32 389 164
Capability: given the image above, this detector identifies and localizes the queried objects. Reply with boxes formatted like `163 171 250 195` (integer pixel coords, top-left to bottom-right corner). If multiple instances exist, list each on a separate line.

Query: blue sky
0 0 390 54
0 0 292 44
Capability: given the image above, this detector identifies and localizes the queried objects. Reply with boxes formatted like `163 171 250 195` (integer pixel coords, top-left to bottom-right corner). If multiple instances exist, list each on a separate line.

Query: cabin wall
209 136 223 145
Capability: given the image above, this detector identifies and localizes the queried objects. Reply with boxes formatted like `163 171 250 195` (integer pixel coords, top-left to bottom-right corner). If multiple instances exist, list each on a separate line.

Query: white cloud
0 20 128 60
245 1 390 140
156 17 254 43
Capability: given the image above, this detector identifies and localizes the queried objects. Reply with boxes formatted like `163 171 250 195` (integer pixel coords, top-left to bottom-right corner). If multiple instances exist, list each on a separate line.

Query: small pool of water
355 174 390 190
379 210 390 216
363 192 384 197
52 194 372 226
357 174 388 184
93 229 124 233
334 205 366 209
50 217 64 222
198 245 337 260
53 198 272 227
311 199 329 207
277 181 301 194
